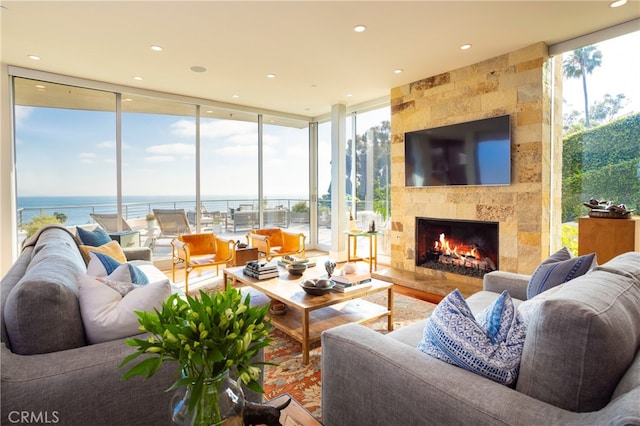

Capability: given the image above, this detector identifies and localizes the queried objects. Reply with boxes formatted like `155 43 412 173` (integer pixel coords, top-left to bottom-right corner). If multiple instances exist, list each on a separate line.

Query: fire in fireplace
416 217 499 278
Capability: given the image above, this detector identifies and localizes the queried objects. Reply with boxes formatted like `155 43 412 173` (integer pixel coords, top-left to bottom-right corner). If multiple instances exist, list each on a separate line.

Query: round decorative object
342 263 357 274
171 370 244 426
286 263 307 276
300 278 335 296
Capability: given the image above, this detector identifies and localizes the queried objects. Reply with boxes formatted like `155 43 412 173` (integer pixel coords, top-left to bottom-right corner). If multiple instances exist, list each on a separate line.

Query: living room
1 2 640 425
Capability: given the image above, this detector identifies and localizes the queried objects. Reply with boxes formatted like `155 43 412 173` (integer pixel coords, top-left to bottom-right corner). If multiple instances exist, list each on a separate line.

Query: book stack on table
331 271 372 292
243 261 279 280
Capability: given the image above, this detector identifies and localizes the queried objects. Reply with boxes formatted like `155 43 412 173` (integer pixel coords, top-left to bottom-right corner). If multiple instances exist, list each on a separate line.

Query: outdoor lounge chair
152 208 192 241
90 213 133 233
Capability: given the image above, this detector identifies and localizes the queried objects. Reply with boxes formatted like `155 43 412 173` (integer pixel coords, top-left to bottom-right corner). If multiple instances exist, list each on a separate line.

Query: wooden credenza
578 216 640 263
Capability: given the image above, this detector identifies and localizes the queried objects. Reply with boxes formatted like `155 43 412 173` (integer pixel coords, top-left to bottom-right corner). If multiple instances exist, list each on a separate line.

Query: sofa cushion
86 252 149 284
77 273 171 344
526 247 596 299
417 289 525 385
3 243 87 354
76 226 112 247
80 240 127 263
516 251 640 412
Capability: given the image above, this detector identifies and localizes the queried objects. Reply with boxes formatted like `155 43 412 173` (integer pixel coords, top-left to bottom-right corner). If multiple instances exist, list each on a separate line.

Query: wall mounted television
404 115 511 187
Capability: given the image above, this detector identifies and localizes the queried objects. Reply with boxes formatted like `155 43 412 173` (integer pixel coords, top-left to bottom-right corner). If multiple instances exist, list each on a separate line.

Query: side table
108 230 140 248
233 246 259 266
267 394 322 426
345 230 381 272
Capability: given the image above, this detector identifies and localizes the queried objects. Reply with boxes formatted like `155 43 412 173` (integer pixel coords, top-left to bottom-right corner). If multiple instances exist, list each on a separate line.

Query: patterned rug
262 292 436 420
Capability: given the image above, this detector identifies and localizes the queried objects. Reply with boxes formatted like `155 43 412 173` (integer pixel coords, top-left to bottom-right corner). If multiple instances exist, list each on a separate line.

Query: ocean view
17 195 308 227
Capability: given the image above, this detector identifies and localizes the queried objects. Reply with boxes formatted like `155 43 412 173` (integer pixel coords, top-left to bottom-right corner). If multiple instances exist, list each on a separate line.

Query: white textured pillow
77 273 171 344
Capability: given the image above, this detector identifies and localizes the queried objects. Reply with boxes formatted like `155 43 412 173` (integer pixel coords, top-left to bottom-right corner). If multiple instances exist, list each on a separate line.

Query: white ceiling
2 1 639 120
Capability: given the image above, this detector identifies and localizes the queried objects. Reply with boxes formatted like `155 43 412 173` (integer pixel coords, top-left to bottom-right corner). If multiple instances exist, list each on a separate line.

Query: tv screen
404 115 511 187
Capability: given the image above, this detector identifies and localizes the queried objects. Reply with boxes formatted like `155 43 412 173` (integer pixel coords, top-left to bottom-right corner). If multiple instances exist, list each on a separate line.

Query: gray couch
322 251 640 426
0 226 263 426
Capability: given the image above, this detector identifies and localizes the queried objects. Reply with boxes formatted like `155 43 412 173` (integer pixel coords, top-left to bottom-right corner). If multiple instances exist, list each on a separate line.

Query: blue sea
17 195 306 226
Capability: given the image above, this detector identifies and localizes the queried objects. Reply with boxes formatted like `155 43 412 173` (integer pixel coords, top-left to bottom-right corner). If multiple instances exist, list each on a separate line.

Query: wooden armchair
171 233 235 294
246 228 306 261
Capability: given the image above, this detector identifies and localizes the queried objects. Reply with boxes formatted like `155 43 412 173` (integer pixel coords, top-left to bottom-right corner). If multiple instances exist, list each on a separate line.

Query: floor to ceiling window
263 115 310 239
317 121 332 248
351 106 391 256
11 72 319 255
121 94 196 220
13 77 116 237
557 30 640 254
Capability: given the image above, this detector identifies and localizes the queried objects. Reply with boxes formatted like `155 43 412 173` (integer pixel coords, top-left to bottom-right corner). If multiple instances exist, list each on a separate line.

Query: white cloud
78 152 96 164
144 155 174 163
96 140 115 149
14 106 34 126
146 143 195 155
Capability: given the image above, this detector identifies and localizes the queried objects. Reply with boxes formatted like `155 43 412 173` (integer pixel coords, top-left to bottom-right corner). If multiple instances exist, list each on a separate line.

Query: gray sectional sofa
1 226 180 425
0 226 264 425
322 251 640 425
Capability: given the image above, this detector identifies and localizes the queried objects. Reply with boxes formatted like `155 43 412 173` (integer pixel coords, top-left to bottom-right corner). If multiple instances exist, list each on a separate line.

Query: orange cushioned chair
246 228 306 261
171 233 235 294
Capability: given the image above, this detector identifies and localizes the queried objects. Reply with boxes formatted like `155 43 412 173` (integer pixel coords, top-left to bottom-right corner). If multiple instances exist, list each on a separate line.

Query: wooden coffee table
223 261 393 364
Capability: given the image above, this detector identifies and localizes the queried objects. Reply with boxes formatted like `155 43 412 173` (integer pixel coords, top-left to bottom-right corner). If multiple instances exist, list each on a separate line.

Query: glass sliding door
353 106 391 255
121 94 196 250
263 116 310 241
13 77 116 243
317 121 332 248
200 107 259 240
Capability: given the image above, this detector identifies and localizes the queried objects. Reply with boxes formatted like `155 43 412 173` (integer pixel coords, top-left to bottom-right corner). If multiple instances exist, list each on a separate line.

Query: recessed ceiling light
232 94 239 98
354 25 367 33
190 66 207 73
206 110 214 113
133 76 143 81
28 55 40 60
35 84 46 90
610 0 627 7
266 73 276 78
394 69 403 74
150 45 163 51
123 98 133 102
346 93 353 97
460 44 472 50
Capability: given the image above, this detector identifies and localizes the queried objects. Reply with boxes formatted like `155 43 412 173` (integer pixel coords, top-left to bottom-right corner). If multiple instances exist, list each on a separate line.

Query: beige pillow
80 240 126 263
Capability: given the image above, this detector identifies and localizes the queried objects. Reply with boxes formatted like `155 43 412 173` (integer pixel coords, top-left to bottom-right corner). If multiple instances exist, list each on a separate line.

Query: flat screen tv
404 115 511 187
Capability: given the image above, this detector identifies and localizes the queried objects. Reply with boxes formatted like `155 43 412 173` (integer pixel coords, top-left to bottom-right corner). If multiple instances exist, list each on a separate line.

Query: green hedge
562 112 640 222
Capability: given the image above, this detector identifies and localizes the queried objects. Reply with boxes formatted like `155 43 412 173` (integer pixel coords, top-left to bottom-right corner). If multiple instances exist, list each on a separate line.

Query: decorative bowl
300 278 335 296
287 263 308 276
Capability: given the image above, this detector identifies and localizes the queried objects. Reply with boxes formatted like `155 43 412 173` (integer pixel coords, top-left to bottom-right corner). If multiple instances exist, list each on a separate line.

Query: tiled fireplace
415 218 499 279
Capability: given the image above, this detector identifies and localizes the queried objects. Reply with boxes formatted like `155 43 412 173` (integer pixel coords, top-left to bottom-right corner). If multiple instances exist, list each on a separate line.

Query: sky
14 30 639 199
561 31 640 117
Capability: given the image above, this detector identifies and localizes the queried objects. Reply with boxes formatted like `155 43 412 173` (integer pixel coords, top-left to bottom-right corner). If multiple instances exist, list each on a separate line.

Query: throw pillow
527 247 596 299
95 276 144 297
80 240 127 263
417 289 526 386
77 273 171 344
86 251 149 284
76 226 112 247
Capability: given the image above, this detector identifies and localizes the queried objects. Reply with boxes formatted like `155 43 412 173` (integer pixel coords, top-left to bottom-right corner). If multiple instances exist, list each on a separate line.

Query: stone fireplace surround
388 42 562 285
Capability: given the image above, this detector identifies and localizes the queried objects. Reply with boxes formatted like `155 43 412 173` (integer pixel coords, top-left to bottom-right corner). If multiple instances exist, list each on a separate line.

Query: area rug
262 292 436 420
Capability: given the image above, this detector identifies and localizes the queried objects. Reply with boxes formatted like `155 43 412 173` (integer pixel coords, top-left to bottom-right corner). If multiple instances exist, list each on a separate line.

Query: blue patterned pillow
417 289 526 385
86 252 149 285
77 226 112 247
527 248 596 299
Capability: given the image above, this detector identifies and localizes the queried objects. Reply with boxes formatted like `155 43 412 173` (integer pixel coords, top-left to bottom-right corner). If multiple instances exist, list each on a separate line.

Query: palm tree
563 46 603 128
